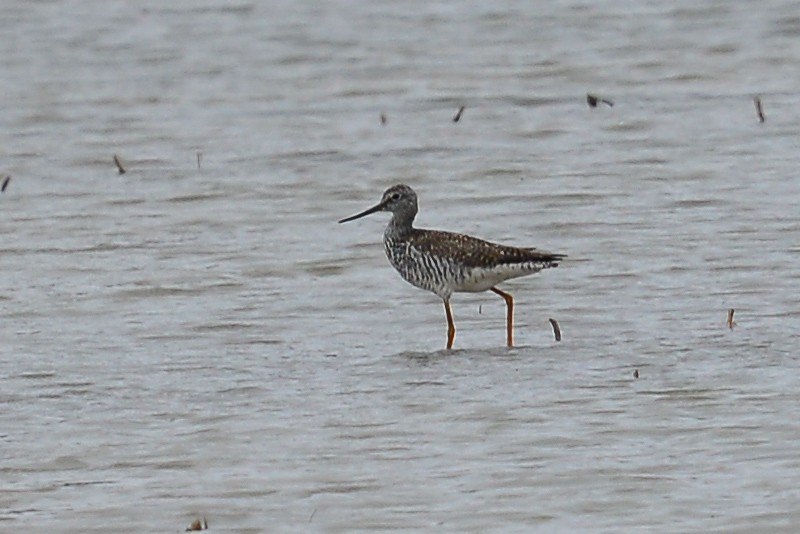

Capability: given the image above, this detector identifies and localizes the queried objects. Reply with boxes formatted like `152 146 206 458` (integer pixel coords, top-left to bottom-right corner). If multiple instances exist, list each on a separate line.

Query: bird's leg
490 287 514 347
443 299 456 349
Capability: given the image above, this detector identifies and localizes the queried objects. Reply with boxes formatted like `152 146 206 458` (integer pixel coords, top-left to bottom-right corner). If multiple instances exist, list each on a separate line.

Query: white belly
454 264 542 293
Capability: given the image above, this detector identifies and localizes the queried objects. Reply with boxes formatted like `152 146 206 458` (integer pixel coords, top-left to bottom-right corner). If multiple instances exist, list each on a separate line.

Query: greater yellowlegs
339 184 565 349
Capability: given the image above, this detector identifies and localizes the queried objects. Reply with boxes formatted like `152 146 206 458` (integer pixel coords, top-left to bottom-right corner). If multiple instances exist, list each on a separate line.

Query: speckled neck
385 204 417 240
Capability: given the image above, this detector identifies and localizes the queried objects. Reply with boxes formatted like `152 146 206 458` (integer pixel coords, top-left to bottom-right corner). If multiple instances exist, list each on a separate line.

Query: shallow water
1 0 799 532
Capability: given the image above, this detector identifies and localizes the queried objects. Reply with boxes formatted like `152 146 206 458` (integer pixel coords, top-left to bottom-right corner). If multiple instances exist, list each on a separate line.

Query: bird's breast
383 237 456 299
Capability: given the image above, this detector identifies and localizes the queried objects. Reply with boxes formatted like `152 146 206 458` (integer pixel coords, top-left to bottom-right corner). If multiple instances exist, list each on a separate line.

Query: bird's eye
391 193 400 200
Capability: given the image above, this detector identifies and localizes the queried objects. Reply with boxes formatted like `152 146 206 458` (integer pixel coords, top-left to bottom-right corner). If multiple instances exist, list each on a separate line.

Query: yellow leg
490 287 514 347
443 299 456 349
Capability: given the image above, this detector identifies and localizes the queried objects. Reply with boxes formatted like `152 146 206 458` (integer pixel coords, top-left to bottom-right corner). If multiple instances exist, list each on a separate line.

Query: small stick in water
452 105 465 122
197 151 202 170
753 97 765 123
113 154 126 175
587 94 614 108
726 308 736 329
548 318 562 342
380 113 387 125
1 176 10 192
185 517 208 531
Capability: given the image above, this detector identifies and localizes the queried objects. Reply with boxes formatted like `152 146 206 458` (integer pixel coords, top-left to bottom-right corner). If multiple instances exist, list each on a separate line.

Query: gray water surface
1 1 799 532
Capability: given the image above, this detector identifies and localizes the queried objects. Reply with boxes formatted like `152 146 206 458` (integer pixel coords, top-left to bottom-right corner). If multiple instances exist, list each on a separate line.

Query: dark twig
753 97 765 123
380 113 387 125
586 94 614 108
548 318 562 342
113 154 126 175
726 308 736 329
196 152 202 170
452 105 465 122
1 176 10 193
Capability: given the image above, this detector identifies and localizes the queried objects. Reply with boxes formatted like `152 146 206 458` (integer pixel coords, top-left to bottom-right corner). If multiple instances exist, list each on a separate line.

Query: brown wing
409 229 565 268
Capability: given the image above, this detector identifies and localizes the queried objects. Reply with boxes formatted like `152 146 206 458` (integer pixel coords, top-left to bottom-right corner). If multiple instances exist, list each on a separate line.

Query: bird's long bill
338 200 386 223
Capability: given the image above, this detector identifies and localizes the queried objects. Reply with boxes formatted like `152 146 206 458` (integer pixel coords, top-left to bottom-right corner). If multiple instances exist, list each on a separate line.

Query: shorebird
339 184 565 349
